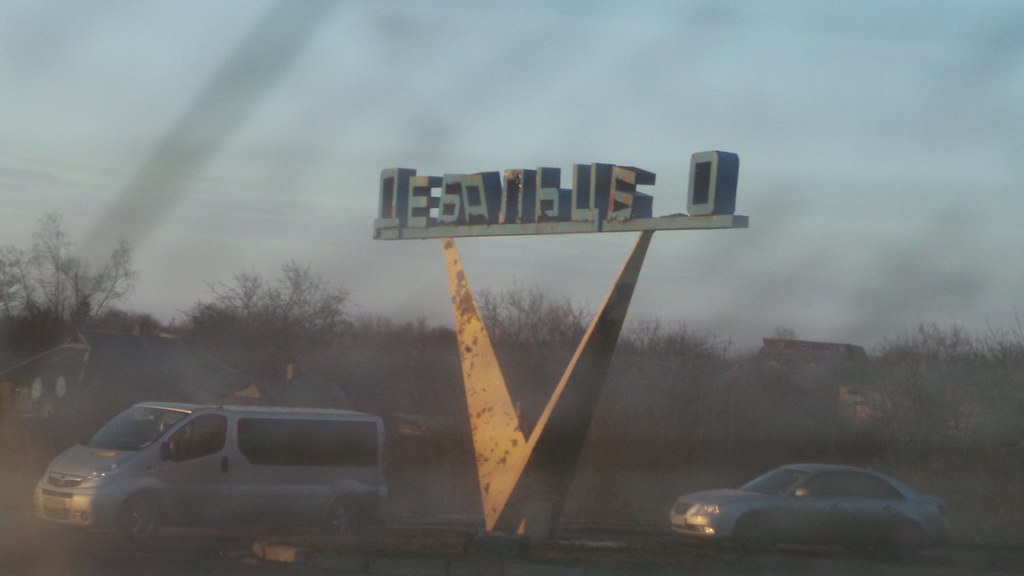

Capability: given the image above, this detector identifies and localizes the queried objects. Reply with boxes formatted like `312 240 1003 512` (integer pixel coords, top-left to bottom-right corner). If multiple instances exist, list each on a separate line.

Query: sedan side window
167 414 227 461
798 472 903 499
842 473 903 499
796 473 847 497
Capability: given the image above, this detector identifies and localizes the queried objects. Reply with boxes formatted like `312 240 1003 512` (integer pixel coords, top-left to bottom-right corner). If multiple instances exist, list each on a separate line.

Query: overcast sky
1 0 1022 352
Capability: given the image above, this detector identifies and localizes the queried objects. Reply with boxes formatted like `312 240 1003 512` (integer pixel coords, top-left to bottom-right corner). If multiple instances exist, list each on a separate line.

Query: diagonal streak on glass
79 0 341 261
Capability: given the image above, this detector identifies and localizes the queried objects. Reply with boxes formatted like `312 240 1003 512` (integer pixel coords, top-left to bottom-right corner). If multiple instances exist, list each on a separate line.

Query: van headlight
89 464 119 480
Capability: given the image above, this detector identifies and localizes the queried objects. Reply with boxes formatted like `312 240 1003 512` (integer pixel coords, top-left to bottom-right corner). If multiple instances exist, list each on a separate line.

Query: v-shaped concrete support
443 237 529 530
444 231 654 536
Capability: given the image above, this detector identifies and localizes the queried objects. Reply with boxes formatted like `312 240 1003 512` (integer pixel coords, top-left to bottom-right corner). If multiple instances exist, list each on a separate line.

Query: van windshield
88 406 190 451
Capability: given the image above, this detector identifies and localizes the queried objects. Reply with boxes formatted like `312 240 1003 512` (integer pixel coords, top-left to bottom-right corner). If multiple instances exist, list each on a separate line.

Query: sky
1 0 1022 353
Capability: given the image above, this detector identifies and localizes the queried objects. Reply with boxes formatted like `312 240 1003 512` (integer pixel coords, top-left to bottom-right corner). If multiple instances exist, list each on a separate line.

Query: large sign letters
374 152 743 239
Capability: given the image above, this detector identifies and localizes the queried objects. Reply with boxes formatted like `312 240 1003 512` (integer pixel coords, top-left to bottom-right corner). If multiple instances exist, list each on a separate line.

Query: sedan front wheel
885 521 925 560
323 497 363 533
733 512 776 553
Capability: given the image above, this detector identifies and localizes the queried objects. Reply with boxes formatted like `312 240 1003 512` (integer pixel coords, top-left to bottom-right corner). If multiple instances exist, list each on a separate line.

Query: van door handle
221 456 229 473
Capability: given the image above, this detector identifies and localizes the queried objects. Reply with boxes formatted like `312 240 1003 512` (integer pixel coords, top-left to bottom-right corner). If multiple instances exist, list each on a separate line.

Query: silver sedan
670 463 951 559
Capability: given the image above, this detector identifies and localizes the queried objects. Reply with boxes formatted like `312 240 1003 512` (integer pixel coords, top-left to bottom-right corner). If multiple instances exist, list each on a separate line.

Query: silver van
34 402 387 541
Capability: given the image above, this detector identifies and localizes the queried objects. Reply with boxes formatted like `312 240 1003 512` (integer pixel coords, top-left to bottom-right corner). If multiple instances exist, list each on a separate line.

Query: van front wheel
117 494 161 543
323 497 362 533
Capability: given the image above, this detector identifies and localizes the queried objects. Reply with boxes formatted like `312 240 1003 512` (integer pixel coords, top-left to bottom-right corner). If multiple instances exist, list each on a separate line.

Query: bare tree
0 246 30 317
476 282 587 346
771 326 798 340
206 268 264 318
0 213 138 324
187 260 350 378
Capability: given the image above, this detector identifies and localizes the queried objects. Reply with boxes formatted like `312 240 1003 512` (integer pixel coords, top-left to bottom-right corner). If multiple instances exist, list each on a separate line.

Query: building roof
71 330 250 403
0 331 252 440
760 338 867 359
225 378 353 410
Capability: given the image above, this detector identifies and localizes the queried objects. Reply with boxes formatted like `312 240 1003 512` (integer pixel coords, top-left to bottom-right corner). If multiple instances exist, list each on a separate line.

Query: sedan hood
678 488 770 505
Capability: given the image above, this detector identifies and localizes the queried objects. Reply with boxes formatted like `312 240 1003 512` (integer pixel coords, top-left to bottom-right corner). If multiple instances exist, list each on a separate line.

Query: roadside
251 520 1024 576
8 488 1024 576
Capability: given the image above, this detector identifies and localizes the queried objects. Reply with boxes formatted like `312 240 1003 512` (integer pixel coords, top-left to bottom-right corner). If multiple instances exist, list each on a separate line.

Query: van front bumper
34 481 124 529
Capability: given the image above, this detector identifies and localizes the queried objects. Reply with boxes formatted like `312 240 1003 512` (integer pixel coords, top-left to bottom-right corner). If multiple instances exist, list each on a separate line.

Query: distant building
756 337 878 428
759 337 867 360
225 378 353 410
0 330 252 472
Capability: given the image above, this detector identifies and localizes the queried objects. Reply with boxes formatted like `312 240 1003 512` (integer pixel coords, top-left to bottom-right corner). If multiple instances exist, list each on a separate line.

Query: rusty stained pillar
443 237 531 531
444 231 655 539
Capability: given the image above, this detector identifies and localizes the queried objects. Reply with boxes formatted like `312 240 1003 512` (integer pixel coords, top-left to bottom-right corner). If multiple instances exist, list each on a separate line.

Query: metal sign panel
374 154 745 240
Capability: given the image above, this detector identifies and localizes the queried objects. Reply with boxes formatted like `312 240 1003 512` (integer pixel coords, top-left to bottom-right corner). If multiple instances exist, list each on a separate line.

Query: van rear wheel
323 497 362 533
116 494 161 543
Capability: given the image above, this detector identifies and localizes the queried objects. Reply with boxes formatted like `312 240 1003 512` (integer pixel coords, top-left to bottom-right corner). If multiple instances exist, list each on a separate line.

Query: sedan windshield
88 406 190 451
741 468 809 495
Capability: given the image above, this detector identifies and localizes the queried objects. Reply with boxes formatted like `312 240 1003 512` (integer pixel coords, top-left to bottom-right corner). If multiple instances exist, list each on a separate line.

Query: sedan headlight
691 503 720 516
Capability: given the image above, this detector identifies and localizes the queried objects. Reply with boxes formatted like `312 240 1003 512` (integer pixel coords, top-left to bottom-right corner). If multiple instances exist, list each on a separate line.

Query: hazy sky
1 0 1022 352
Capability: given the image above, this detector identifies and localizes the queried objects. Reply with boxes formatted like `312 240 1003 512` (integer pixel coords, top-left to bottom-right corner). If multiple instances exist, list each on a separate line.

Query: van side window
238 418 378 467
168 414 227 461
